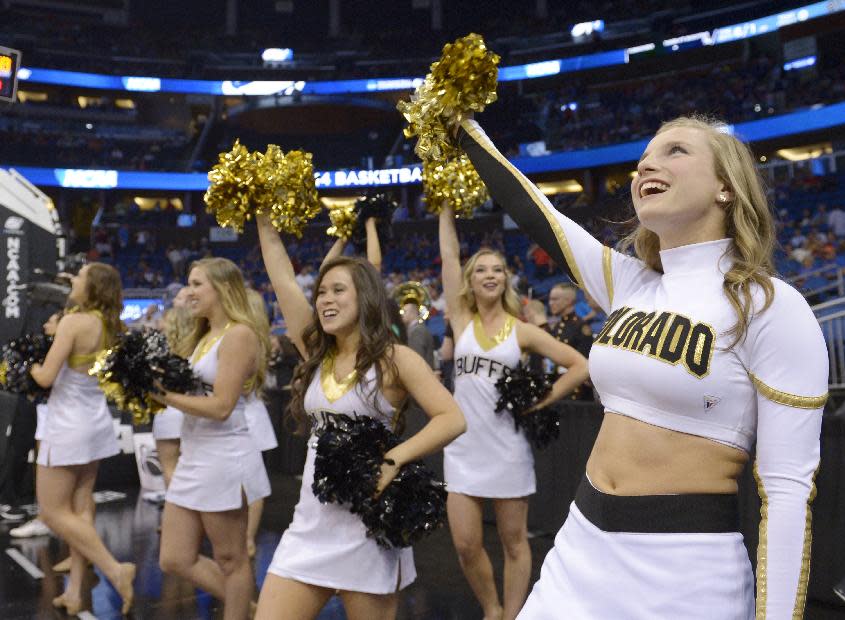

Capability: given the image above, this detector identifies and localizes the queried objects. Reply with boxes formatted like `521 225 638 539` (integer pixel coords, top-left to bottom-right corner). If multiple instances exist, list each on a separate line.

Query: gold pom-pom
204 140 261 233
422 153 489 219
259 149 322 238
326 204 357 241
205 142 322 237
397 33 499 162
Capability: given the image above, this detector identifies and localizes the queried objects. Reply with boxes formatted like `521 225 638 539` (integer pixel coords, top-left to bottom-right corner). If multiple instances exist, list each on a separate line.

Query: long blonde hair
177 257 270 388
621 115 775 346
458 248 521 317
162 305 193 356
245 288 272 394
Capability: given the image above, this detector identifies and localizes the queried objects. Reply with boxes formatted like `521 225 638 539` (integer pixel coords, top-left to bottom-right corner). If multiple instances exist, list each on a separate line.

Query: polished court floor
2 472 845 619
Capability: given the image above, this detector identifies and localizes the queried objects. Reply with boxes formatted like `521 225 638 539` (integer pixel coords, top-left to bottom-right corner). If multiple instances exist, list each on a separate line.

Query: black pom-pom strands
495 363 561 450
0 333 53 402
312 413 447 549
91 329 202 425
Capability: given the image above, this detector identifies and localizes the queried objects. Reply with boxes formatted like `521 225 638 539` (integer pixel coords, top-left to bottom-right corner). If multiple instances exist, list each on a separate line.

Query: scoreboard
0 46 21 103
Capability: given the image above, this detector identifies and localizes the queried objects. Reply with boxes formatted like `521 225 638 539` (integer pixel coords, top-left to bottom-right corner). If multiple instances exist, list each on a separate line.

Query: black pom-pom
312 412 447 548
312 413 396 510
93 329 202 424
351 193 397 252
495 363 561 450
0 333 53 402
360 461 447 549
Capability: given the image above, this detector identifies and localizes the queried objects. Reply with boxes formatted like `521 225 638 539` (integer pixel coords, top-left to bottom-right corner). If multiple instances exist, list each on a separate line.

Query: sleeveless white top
443 315 535 498
267 363 416 594
165 330 271 511
34 403 48 442
37 363 119 466
244 392 278 452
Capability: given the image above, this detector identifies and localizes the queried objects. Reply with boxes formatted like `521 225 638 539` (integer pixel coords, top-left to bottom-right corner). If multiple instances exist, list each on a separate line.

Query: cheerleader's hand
524 398 550 415
149 380 168 405
374 456 401 498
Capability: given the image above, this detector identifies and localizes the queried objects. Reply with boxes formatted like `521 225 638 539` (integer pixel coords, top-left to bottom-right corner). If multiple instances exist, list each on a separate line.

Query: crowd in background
103 169 845 346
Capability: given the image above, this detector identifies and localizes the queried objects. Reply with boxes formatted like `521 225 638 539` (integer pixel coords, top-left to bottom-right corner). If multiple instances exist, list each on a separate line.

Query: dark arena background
0 0 845 618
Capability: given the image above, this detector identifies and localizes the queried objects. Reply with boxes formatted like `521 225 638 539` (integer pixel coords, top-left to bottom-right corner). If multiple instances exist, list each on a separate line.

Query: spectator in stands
547 284 593 359
429 285 447 315
401 299 436 369
294 264 316 299
828 204 845 237
523 298 551 374
527 243 553 278
167 244 186 279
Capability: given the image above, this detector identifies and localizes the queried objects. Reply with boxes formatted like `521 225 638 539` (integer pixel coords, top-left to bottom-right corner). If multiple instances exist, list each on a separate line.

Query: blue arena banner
9 102 845 190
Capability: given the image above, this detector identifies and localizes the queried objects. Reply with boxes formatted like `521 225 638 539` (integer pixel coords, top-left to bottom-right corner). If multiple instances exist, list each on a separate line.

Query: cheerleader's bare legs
246 499 264 558
448 494 503 620
493 498 531 620
159 500 252 620
38 462 136 614
452 496 530 620
156 438 180 488
257 576 399 620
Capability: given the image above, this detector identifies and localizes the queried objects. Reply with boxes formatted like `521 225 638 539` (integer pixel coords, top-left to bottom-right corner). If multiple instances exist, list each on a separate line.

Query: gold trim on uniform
463 121 585 289
191 322 232 365
473 313 516 352
602 245 614 307
320 353 358 403
793 466 818 619
749 373 828 409
753 462 769 620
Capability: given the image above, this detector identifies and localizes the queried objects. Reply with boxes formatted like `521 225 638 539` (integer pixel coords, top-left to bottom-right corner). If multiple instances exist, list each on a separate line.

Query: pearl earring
718 194 727 203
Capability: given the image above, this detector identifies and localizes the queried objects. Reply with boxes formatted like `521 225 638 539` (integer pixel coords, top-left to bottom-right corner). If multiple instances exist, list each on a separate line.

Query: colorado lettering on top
593 306 716 378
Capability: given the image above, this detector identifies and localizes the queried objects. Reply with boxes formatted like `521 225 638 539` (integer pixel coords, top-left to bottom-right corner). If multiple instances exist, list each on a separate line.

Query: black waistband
574 476 739 534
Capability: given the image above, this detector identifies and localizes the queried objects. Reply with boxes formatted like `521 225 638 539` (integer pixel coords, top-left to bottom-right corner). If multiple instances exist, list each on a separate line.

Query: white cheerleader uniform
244 392 278 452
166 329 271 512
267 360 416 594
37 314 120 467
152 405 183 441
460 119 827 619
34 403 48 442
443 314 535 498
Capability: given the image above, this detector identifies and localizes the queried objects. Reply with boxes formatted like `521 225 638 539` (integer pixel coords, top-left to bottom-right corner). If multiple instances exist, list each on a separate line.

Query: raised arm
365 217 382 273
747 283 826 619
256 214 312 356
321 237 347 271
457 119 648 313
438 205 469 330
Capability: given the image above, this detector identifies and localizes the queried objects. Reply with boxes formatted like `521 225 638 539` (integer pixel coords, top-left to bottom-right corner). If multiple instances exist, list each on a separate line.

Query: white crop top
459 119 827 619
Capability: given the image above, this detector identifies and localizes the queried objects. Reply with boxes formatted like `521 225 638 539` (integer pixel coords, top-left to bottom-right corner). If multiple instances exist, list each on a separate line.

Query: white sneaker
10 518 51 538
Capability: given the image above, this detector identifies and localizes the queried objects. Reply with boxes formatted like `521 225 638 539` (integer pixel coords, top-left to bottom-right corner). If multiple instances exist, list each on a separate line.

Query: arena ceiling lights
13 1 842 97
